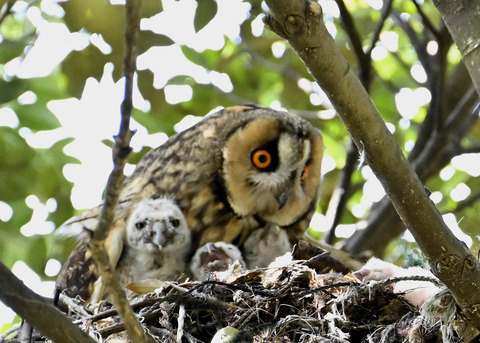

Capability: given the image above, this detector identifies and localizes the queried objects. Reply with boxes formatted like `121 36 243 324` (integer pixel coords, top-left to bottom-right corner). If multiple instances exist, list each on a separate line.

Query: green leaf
14 103 61 131
0 78 28 104
141 0 163 19
194 0 218 33
138 30 175 54
128 146 152 165
0 38 25 64
26 236 48 276
61 45 109 97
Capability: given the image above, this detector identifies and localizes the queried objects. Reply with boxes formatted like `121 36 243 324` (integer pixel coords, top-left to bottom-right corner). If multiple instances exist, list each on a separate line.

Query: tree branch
0 262 96 343
433 0 480 97
0 0 15 26
263 0 480 329
87 0 152 342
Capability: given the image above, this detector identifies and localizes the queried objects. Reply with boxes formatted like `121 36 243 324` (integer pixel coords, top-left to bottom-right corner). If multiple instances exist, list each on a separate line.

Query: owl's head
220 106 323 231
126 197 191 253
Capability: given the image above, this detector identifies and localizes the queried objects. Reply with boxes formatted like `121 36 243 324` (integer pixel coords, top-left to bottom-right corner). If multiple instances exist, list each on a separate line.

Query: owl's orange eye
301 165 308 181
252 149 272 169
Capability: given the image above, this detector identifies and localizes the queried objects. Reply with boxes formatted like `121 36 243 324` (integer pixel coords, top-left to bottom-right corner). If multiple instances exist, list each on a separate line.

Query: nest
61 259 463 342
4 243 476 343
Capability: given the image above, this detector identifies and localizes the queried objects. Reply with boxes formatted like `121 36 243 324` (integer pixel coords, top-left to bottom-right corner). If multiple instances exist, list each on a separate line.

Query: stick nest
6 244 475 343
63 259 462 342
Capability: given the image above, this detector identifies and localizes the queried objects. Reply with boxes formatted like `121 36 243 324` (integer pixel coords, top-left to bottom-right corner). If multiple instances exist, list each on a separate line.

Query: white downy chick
190 242 247 281
354 257 440 308
243 225 292 269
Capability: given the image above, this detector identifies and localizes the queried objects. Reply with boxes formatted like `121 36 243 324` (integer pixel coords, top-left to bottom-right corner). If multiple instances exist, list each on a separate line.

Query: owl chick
190 242 247 281
243 225 292 269
59 105 323 265
56 197 191 304
354 257 440 308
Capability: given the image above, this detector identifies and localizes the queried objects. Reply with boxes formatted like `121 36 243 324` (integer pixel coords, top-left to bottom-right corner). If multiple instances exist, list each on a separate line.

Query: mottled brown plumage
57 105 323 301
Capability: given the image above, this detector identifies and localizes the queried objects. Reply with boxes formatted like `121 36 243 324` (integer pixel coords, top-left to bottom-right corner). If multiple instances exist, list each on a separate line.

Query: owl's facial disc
126 198 191 252
222 115 323 227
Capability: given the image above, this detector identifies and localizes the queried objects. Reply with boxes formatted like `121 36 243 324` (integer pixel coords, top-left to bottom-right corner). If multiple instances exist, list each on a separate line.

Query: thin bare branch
411 0 440 39
452 191 480 213
323 140 358 244
87 0 152 342
0 0 15 26
365 0 393 58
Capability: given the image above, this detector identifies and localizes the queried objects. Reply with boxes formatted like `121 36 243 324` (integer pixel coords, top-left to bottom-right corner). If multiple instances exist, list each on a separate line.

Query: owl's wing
104 219 127 269
56 239 97 302
56 219 127 304
54 206 102 240
88 219 127 303
55 197 135 240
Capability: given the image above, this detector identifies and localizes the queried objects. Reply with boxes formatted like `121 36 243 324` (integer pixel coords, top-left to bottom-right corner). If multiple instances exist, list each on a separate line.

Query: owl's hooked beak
276 191 289 210
147 221 168 248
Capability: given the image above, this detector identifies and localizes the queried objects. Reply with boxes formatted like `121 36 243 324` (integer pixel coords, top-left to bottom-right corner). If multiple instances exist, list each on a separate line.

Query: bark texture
433 0 480 98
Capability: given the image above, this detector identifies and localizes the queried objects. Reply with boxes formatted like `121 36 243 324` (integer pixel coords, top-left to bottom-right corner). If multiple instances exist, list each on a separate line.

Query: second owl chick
190 242 246 281
243 225 292 269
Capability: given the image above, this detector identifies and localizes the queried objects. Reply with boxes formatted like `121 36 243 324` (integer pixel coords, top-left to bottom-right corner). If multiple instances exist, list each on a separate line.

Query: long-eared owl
58 105 323 284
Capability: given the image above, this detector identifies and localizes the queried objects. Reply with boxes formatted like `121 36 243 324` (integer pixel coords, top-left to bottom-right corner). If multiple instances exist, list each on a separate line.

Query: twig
411 0 440 39
450 191 480 214
323 134 358 244
86 0 151 342
365 0 393 59
297 281 355 297
0 0 15 26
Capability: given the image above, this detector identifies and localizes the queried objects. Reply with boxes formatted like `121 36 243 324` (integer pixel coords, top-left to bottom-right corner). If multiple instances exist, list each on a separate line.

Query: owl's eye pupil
169 218 180 228
135 221 147 230
252 149 272 169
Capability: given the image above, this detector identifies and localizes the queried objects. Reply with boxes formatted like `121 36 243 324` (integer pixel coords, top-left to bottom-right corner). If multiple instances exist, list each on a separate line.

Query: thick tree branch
87 0 152 342
343 12 474 256
0 262 96 343
433 0 480 98
263 0 480 329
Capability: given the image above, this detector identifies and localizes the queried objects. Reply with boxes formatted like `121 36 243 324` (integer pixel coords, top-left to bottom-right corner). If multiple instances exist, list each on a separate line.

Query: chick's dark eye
169 218 180 228
251 149 272 169
135 221 147 230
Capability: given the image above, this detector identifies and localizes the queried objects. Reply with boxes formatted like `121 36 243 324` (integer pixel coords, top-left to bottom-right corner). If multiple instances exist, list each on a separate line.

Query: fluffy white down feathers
354 257 440 308
91 197 191 303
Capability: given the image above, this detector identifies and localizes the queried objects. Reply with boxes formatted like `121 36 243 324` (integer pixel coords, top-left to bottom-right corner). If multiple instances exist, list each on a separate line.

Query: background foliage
1 0 479 332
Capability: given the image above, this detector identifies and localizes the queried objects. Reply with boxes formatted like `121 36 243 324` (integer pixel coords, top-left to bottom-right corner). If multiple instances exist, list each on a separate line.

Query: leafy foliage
0 0 479 333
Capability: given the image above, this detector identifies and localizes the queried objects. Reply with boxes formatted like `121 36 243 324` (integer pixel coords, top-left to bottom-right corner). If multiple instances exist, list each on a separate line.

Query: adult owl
60 105 323 257
56 197 191 304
